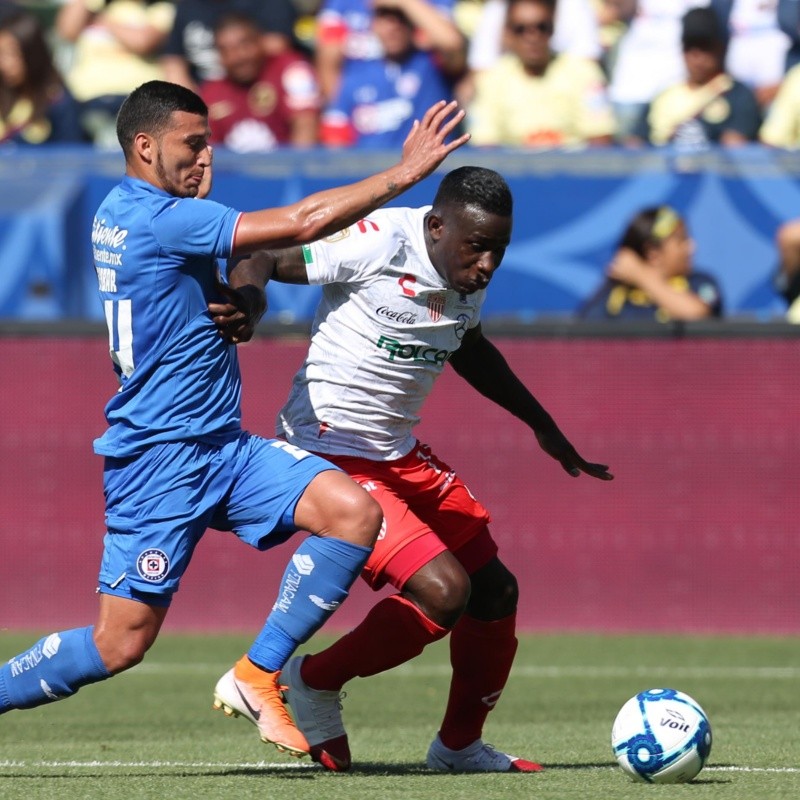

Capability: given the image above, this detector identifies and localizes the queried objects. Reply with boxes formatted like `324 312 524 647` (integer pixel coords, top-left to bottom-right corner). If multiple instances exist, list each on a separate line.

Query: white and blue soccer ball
611 688 713 784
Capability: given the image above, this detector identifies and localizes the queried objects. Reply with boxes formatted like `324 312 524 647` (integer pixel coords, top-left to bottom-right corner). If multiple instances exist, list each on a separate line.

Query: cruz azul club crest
427 292 446 322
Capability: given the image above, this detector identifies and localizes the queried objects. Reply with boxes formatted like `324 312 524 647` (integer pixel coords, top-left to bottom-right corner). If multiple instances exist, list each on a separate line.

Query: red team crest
427 292 446 322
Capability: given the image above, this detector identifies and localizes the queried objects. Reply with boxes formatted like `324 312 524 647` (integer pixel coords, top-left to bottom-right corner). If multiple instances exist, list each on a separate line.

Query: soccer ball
611 688 713 784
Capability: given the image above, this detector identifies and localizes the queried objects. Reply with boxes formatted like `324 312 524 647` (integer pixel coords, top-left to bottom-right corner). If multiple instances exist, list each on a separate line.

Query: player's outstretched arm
449 326 614 481
227 248 311 289
231 100 469 255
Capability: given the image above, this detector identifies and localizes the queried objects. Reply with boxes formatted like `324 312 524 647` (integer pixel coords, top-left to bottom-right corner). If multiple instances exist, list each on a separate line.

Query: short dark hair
619 206 684 256
681 7 727 53
507 0 557 14
432 166 513 217
116 80 208 157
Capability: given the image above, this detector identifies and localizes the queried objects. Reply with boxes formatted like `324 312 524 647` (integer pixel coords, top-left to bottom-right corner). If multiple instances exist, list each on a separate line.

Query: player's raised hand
534 424 614 481
399 100 470 182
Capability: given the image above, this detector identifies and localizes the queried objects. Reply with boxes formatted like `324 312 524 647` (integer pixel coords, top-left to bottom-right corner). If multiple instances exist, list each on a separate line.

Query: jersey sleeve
303 215 397 285
151 197 241 260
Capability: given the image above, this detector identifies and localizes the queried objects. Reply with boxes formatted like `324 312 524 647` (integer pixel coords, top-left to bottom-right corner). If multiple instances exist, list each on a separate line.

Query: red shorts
323 442 497 591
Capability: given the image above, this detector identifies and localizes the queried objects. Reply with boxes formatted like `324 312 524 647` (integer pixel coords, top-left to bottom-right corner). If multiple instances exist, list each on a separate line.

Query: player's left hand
209 282 266 344
535 425 614 481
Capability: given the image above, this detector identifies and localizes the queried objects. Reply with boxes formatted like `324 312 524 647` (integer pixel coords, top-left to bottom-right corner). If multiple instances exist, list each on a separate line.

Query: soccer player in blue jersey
0 80 468 757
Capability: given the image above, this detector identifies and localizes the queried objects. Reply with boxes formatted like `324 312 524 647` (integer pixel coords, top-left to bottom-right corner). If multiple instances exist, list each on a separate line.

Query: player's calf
0 627 110 713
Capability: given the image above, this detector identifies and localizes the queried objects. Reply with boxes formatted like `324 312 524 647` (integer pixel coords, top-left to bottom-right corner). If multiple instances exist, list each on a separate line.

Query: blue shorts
97 432 338 606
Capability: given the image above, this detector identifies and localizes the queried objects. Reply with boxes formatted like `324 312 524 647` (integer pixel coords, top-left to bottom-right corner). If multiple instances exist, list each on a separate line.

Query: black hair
618 206 684 257
507 0 557 13
681 7 727 53
116 80 208 157
432 166 513 218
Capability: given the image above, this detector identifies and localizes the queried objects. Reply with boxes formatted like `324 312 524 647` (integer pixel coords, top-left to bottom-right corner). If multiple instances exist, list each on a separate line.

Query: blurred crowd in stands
4 0 800 323
2 0 800 154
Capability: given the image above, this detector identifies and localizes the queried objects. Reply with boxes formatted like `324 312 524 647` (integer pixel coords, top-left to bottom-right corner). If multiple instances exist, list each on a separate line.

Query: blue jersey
318 0 455 64
92 177 242 457
323 50 455 148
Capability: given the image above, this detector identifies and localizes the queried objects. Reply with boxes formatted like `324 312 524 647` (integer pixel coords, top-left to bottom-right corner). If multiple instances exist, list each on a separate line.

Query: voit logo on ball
137 549 170 582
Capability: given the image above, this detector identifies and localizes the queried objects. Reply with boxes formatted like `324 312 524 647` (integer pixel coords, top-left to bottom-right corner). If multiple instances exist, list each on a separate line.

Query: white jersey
277 206 485 461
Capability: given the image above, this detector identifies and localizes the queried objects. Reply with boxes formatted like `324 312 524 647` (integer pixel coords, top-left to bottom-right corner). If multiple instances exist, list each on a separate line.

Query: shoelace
476 742 512 767
307 690 348 738
251 678 295 723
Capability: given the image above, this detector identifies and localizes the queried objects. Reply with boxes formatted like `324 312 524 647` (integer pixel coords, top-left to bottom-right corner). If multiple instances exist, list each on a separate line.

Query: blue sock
248 536 371 671
0 627 110 713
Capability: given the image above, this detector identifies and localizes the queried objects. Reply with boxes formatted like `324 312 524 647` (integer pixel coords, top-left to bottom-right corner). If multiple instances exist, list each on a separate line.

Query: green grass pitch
1 632 799 800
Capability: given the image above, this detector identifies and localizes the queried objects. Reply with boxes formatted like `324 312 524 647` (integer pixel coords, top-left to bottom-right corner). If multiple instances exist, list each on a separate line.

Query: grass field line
0 760 313 770
0 760 797 774
129 662 800 679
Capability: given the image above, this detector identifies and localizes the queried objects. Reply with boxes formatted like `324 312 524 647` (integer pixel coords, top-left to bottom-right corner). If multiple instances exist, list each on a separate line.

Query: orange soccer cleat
213 655 310 758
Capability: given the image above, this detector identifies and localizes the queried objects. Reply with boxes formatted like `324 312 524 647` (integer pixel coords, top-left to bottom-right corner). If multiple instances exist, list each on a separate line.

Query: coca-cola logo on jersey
376 306 418 324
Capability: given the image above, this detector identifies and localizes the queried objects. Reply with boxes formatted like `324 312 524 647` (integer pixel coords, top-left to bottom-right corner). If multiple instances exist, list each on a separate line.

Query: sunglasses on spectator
509 21 554 36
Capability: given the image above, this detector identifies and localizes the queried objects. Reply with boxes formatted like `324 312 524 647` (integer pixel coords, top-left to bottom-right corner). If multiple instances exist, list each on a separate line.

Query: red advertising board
1 336 797 634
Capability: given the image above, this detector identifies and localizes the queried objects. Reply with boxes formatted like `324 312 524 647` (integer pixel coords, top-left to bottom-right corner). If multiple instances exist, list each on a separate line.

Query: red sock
301 594 448 692
438 612 518 751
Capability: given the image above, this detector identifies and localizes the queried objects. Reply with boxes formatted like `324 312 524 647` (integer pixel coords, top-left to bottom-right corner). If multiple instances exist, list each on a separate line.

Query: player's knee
358 492 384 546
301 471 382 548
468 568 518 619
336 490 382 548
333 489 383 548
497 570 520 615
411 568 471 629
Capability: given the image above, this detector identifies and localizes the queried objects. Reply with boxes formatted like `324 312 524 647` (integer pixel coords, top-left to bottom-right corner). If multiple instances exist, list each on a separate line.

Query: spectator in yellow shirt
466 0 615 148
760 63 800 148
55 0 175 146
627 7 761 149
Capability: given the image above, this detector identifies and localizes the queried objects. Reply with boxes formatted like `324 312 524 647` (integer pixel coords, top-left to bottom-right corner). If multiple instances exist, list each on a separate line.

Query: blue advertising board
1 145 797 322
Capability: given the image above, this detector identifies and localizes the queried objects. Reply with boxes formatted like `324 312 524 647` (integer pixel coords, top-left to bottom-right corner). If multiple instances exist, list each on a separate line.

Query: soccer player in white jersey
0 80 469 758
215 166 614 772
